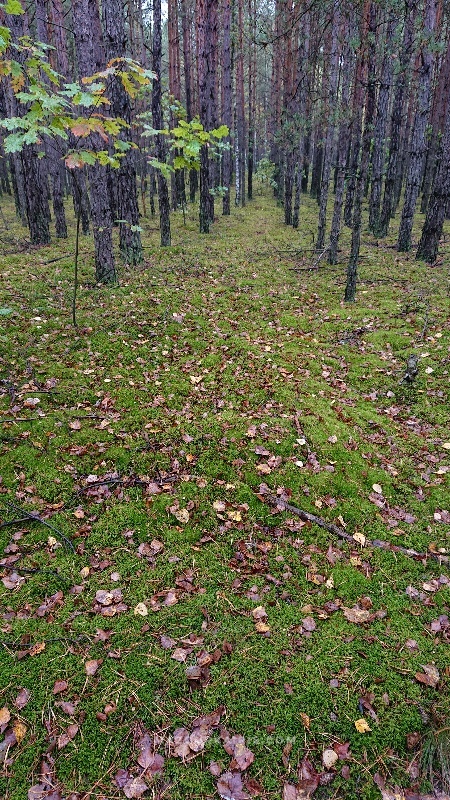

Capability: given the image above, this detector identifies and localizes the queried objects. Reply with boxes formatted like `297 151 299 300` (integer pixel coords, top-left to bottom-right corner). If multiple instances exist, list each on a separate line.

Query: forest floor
0 189 449 800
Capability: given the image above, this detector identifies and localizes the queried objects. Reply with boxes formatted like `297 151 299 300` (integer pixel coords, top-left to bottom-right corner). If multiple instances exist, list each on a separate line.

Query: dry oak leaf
173 508 190 524
415 664 440 688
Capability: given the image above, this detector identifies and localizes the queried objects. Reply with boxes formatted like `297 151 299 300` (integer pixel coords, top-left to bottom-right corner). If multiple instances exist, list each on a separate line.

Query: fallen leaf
12 720 27 743
415 664 439 688
123 776 148 798
0 707 11 729
217 771 249 800
342 607 372 624
354 718 371 733
134 602 148 617
353 532 366 546
372 484 383 495
322 749 338 769
173 508 189 524
85 659 102 676
53 680 68 695
14 688 31 709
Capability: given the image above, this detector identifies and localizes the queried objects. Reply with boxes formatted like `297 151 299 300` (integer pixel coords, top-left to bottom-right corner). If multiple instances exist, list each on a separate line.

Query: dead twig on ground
258 492 449 566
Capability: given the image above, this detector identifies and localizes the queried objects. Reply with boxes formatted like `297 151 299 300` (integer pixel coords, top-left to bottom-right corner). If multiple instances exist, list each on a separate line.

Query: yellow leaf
227 510 242 522
12 720 27 743
300 712 310 730
134 602 148 617
442 442 450 450
355 718 371 733
372 484 382 495
353 532 366 546
173 508 189 524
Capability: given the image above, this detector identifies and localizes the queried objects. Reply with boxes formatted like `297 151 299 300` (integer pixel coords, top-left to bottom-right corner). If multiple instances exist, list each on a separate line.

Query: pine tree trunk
221 0 233 215
328 21 354 264
344 2 374 302
152 0 171 245
72 0 116 283
397 0 437 251
368 17 395 234
421 35 450 213
6 10 51 244
103 0 143 265
316 7 340 251
378 2 415 237
343 2 370 227
416 102 450 263
36 0 67 239
236 0 246 207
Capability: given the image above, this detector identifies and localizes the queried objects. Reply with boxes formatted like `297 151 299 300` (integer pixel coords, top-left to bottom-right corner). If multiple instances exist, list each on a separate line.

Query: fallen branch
3 502 74 552
258 492 449 565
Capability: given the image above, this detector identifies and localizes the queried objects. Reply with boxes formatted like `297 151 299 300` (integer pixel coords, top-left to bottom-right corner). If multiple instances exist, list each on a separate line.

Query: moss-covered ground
0 187 449 800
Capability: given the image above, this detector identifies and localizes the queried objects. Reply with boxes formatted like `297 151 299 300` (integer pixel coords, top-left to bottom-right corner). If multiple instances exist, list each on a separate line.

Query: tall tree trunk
247 0 256 201
316 6 340 251
103 0 143 265
343 2 370 227
72 0 116 282
344 2 374 302
180 0 198 203
292 8 310 230
328 18 354 264
378 1 415 237
221 0 233 215
36 0 67 239
416 101 450 263
420 34 450 213
6 10 51 244
397 0 437 251
368 15 395 235
235 0 246 207
152 0 171 245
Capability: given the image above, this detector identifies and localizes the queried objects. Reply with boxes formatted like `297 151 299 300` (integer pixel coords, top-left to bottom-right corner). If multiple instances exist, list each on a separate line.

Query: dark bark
397 0 437 251
36 0 67 239
72 0 116 283
152 0 171 245
103 0 143 265
328 23 354 264
221 0 233 215
344 2 375 302
416 103 450 263
378 2 415 237
421 34 450 213
316 7 340 251
6 11 51 244
368 16 395 235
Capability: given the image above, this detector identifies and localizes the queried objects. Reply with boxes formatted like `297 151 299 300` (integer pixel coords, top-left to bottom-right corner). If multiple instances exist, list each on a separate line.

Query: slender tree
152 0 171 245
72 0 116 282
103 0 143 265
397 0 437 251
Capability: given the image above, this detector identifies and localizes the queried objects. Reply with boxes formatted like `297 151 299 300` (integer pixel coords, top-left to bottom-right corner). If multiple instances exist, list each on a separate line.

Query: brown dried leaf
415 664 440 688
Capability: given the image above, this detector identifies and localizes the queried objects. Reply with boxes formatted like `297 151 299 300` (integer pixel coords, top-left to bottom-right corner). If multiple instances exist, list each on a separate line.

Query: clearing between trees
0 192 449 800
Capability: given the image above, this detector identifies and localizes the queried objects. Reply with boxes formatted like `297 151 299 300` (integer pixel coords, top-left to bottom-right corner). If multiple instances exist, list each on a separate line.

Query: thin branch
258 492 449 566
